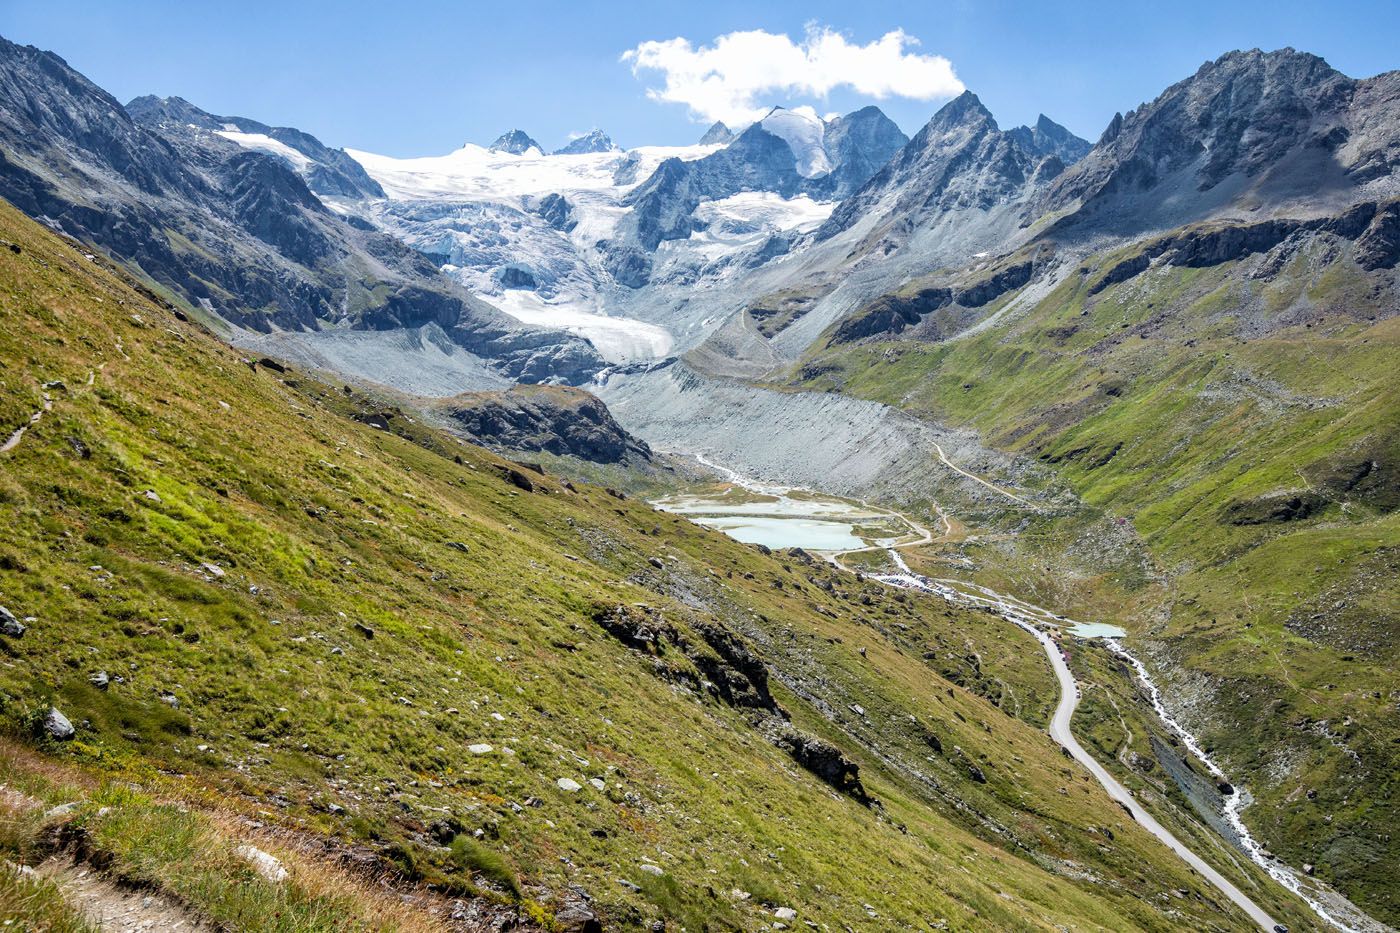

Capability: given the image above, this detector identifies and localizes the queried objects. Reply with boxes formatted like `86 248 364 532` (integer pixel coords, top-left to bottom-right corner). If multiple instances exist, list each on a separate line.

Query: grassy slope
796 238 1400 923
0 200 1313 930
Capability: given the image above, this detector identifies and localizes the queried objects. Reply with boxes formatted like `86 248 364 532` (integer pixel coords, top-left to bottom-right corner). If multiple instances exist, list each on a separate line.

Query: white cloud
622 26 965 126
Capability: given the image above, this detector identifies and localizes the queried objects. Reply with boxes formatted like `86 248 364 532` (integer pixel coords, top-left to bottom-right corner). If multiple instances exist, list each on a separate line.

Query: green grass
0 199 1309 930
794 230 1400 923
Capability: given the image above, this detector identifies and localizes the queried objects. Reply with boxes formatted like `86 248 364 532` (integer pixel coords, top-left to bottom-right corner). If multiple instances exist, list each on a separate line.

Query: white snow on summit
759 106 831 178
215 129 312 171
345 142 720 202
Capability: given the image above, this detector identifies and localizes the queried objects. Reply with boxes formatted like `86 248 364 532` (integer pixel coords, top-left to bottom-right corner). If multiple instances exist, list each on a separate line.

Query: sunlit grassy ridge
796 233 1400 923
0 198 1308 930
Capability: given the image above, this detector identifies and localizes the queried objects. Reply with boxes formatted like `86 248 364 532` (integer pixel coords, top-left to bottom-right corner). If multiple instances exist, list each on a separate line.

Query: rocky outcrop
553 130 617 155
831 260 1035 343
434 385 652 464
592 603 875 805
1088 199 1400 294
1224 491 1327 525
0 606 24 637
488 129 542 155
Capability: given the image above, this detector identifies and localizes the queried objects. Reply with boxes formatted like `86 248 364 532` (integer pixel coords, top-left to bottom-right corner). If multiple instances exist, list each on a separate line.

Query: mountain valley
0 28 1397 933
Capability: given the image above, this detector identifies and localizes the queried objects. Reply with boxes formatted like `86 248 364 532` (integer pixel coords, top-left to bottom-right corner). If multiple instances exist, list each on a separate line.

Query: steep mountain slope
775 49 1400 927
616 106 909 261
1038 48 1400 235
0 38 602 385
0 196 1322 930
126 94 385 199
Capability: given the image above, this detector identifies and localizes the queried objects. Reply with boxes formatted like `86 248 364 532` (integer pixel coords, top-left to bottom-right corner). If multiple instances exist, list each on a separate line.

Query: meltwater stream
657 457 1376 932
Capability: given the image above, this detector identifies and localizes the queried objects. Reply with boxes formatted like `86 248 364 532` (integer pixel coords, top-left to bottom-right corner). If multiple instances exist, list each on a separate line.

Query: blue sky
4 0 1399 156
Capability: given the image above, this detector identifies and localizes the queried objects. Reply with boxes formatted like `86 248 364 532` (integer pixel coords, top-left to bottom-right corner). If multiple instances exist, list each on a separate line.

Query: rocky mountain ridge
0 38 604 384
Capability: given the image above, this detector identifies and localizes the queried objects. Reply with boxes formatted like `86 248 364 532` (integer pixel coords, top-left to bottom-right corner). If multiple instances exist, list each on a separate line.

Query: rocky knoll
432 384 653 464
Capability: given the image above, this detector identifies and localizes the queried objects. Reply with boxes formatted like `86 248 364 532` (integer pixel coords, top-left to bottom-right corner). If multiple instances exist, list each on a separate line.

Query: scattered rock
499 466 535 493
556 778 582 792
775 907 797 920
638 863 664 876
468 743 494 755
44 802 79 820
444 540 470 553
647 557 665 570
353 622 375 639
235 844 289 882
89 671 109 690
0 607 25 638
555 899 603 932
41 707 75 741
200 562 225 578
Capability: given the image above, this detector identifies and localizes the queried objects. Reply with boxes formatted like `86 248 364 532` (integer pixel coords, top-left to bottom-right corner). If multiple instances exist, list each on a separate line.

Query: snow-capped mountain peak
489 129 543 155
758 106 832 178
554 129 618 155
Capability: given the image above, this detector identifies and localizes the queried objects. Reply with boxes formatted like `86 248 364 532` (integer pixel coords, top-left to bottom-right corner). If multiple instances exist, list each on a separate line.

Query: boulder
554 904 603 933
0 606 25 638
235 844 289 882
41 707 75 741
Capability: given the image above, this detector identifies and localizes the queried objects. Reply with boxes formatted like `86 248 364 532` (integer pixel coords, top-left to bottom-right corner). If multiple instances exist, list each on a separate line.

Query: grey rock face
698 121 735 145
818 91 1056 242
820 106 913 195
0 606 24 637
434 385 652 464
553 129 617 155
126 95 385 199
612 106 907 283
488 129 542 155
1006 114 1091 164
42 707 75 741
1041 48 1400 234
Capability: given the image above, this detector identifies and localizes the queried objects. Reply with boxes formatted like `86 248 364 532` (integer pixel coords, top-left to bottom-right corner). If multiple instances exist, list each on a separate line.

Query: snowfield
215 128 313 170
343 139 837 363
759 107 832 178
345 142 721 202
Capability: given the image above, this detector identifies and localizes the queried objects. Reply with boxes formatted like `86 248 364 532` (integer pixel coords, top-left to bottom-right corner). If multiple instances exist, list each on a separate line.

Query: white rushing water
661 455 1379 933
